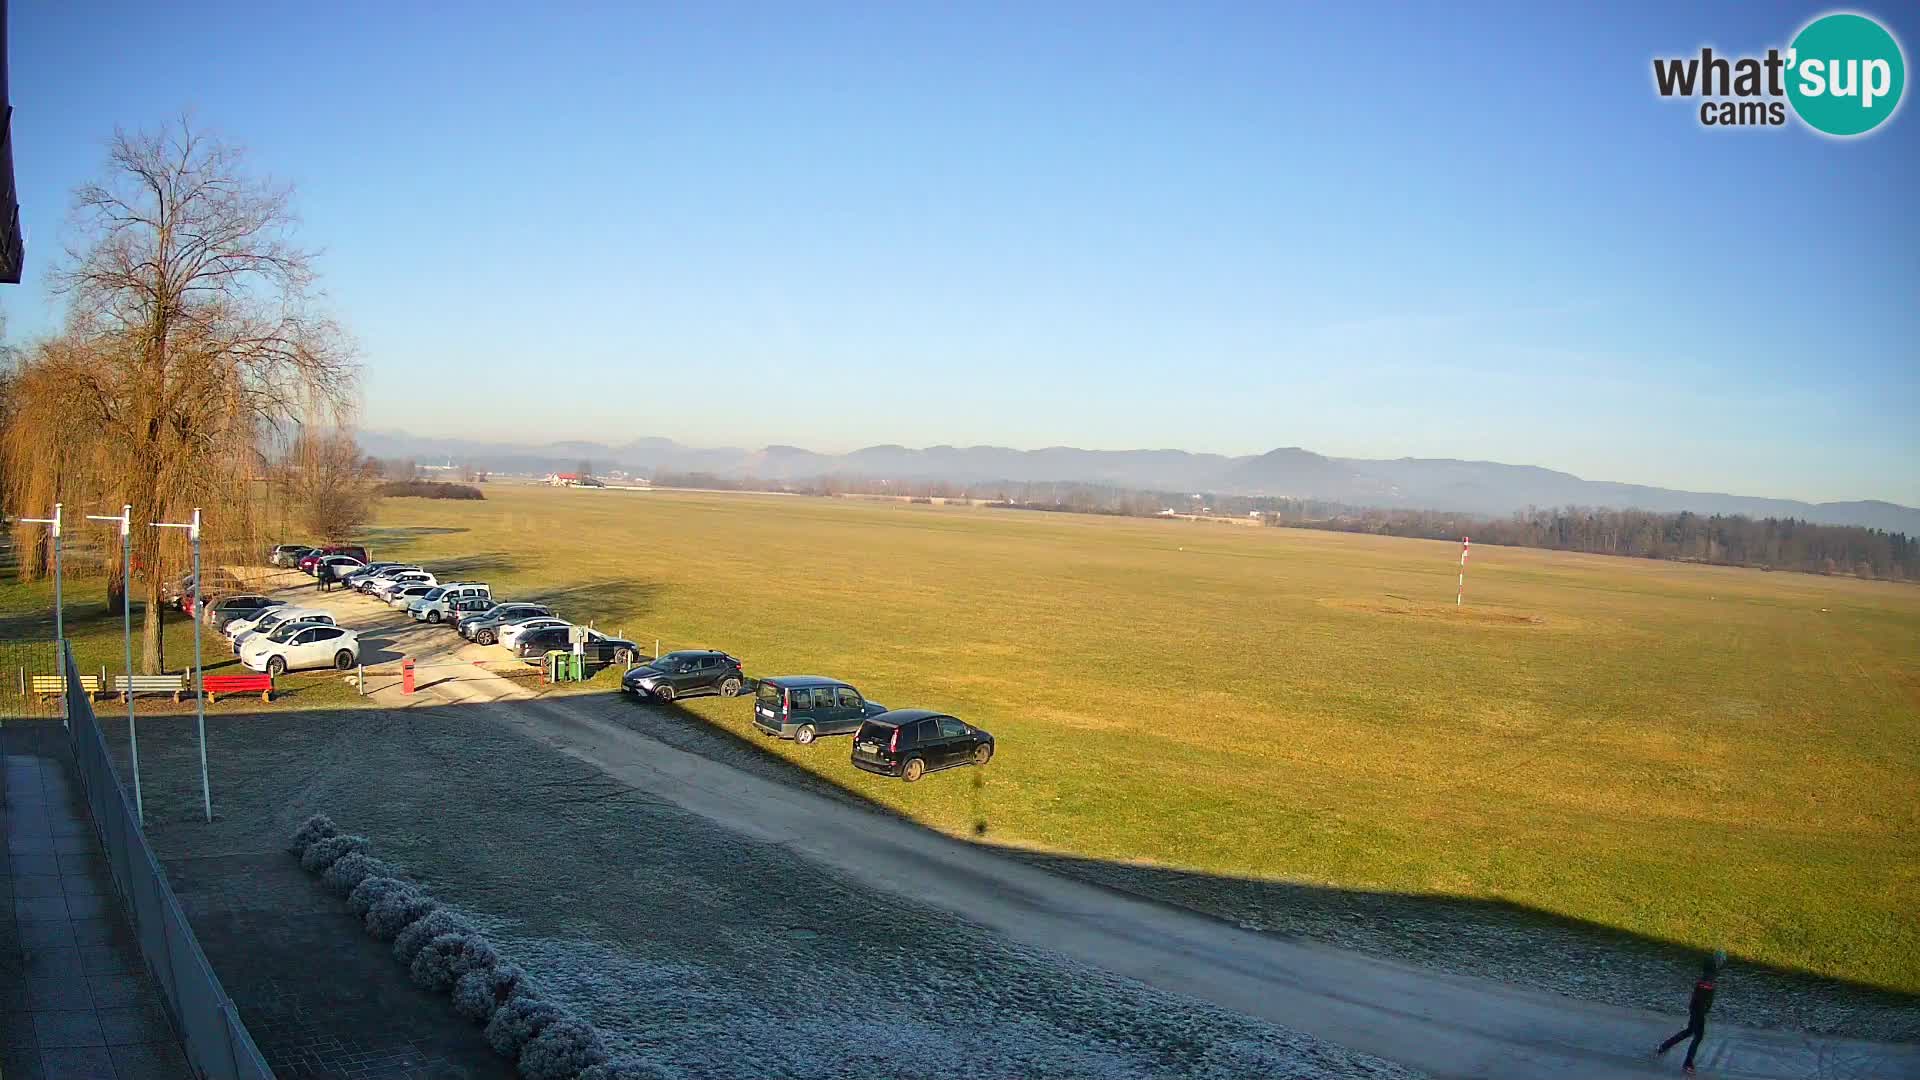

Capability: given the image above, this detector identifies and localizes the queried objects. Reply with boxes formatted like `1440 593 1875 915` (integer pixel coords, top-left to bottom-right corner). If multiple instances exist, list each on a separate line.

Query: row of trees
1 119 367 672
1282 505 1918 581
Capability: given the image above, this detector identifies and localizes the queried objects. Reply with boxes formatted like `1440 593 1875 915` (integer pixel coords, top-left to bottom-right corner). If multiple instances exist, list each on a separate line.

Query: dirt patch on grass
1317 596 1570 629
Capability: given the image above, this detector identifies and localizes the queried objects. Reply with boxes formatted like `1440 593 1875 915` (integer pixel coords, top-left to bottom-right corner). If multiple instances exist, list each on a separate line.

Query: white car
353 564 422 592
499 617 570 650
371 571 436 601
387 583 438 609
242 622 360 676
233 610 335 654
410 583 490 623
223 603 289 640
313 555 365 580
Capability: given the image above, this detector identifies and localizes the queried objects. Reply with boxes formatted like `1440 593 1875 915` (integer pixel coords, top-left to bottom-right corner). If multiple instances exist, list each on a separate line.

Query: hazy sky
6 2 1917 503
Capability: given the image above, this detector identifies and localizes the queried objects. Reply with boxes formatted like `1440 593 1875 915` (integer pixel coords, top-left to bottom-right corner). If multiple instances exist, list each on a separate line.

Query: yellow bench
29 674 101 699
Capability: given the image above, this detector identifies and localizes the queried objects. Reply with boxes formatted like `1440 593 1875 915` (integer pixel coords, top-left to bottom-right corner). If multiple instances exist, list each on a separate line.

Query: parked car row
258 541 998 782
204 598 360 676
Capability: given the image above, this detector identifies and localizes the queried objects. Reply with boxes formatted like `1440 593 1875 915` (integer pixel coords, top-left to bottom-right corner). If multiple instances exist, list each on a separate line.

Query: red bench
202 673 274 703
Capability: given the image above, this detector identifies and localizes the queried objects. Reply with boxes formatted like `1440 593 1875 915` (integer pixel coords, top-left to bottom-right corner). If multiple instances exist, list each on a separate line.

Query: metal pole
52 503 64 649
1457 536 1470 606
152 507 213 822
191 509 209 822
89 505 142 822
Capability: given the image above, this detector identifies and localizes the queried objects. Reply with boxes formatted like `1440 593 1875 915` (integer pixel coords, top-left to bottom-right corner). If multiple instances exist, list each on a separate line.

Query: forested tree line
1280 505 1916 581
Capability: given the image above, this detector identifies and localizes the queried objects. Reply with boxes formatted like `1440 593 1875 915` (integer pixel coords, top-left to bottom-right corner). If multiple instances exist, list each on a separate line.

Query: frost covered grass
485 930 1420 1080
289 815 646 1079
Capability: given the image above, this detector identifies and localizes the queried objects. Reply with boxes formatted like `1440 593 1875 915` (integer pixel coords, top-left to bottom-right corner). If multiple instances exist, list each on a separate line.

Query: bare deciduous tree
279 429 380 542
4 117 355 672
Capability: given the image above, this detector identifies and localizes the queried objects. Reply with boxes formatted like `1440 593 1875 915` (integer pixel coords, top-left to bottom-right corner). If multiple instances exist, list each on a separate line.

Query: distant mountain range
359 430 1920 534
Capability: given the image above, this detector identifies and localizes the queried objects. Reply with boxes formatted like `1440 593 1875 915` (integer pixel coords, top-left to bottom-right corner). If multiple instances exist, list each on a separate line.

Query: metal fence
61 641 277 1080
0 637 62 720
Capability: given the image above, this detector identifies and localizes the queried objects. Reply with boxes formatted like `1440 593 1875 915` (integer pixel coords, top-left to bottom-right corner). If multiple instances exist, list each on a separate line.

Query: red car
297 544 370 574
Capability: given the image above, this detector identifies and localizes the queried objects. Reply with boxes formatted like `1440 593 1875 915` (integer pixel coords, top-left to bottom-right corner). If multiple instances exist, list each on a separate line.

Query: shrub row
375 480 486 500
288 814 664 1080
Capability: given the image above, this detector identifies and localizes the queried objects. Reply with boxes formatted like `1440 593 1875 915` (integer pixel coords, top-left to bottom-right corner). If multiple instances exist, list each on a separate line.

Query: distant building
545 472 580 487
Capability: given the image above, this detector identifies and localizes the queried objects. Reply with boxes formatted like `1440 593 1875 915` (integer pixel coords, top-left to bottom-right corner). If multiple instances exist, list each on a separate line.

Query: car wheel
615 648 634 667
719 676 742 697
477 630 495 645
974 743 994 766
267 655 287 677
902 757 926 782
795 724 817 746
655 684 675 703
335 650 354 671
427 611 441 624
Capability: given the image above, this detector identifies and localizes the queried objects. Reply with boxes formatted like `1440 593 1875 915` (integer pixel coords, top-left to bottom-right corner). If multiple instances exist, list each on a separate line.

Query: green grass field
10 484 1918 992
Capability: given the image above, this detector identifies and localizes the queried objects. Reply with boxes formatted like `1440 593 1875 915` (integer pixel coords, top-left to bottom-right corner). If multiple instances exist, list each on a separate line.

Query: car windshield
266 622 310 643
420 588 445 601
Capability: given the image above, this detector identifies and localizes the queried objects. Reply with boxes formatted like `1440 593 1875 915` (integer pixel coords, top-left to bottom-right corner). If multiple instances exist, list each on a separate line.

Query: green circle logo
1787 13 1905 136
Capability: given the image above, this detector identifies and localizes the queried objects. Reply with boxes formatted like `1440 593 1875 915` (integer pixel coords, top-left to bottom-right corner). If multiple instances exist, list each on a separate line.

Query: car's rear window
855 721 895 746
756 683 782 706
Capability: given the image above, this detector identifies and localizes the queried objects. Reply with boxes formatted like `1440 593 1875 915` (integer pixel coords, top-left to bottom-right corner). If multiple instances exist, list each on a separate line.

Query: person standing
316 559 332 593
1656 951 1723 1074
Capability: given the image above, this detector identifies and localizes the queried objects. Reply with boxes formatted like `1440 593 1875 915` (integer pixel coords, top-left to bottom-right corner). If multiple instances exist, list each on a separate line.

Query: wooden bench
30 674 100 699
202 672 273 703
112 674 186 703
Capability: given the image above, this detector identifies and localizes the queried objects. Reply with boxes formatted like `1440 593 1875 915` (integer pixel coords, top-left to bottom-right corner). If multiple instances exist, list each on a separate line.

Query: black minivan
850 709 994 782
754 677 887 744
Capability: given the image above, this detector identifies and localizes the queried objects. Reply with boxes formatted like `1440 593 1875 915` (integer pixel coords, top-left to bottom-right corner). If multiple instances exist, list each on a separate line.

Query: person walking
1656 951 1723 1074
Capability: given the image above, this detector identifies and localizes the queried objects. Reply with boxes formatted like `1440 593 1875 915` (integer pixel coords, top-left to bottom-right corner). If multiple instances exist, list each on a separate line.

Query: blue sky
5 2 1916 504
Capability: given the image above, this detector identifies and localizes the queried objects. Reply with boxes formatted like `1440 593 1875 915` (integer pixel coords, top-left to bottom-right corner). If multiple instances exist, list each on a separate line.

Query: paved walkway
1 720 191 1080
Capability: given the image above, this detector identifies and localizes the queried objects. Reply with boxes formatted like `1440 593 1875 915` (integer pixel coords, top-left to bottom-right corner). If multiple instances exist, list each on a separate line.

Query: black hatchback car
753 676 887 744
513 625 642 666
851 710 994 782
620 650 746 702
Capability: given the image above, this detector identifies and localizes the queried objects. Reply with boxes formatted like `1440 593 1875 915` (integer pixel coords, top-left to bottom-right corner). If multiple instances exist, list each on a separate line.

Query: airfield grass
336 484 1920 995
10 484 1915 993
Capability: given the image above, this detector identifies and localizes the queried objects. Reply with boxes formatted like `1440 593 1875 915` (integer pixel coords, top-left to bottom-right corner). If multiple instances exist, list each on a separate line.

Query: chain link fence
60 641 276 1080
0 637 63 720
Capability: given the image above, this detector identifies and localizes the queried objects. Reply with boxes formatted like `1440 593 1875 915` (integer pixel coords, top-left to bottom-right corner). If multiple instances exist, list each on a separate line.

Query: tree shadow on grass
520 580 664 626
360 526 472 545
423 552 521 581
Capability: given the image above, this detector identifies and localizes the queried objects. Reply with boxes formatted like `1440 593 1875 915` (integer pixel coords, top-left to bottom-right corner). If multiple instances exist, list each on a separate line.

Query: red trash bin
402 657 415 695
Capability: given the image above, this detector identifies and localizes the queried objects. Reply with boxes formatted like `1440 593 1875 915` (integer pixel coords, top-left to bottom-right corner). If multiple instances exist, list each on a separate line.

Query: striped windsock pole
1457 536 1470 606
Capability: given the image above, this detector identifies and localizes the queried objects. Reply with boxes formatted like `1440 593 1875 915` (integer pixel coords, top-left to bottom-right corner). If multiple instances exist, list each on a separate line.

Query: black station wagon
753 676 888 744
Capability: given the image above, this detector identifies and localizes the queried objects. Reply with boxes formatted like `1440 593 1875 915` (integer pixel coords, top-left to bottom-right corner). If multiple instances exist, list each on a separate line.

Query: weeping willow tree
1 117 354 672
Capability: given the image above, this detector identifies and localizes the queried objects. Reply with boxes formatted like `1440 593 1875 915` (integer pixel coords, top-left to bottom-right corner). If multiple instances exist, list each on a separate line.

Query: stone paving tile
1 722 192 1080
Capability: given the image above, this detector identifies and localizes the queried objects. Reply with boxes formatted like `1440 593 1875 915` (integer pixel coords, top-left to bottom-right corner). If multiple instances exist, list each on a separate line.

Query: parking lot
224 552 998 789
